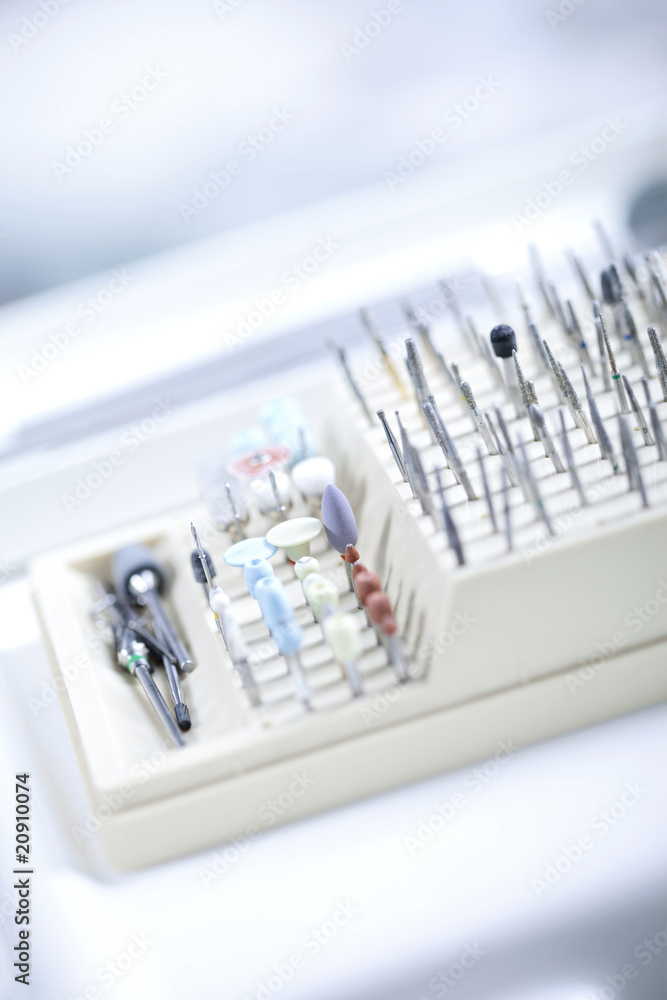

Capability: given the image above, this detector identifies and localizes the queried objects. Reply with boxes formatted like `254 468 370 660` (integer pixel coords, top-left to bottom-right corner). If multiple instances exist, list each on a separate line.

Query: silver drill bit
490 325 523 418
191 523 228 649
517 438 555 534
423 395 456 478
377 408 408 481
463 313 485 359
622 253 652 319
225 481 247 540
151 613 191 732
593 301 612 392
528 404 565 473
548 281 570 336
460 380 497 455
642 377 667 459
567 248 595 300
558 409 587 507
543 339 578 424
621 299 650 377
402 302 440 369
650 271 667 327
359 308 407 399
618 413 648 506
405 337 432 411
566 299 596 375
268 469 287 520
557 361 597 445
525 380 539 405
406 337 434 436
425 397 477 500
513 350 539 442
329 342 374 426
486 409 519 487
434 466 465 565
397 410 434 515
602 327 631 414
502 468 512 551
118 640 185 748
476 446 497 532
647 326 667 401
622 376 653 446
527 318 551 372
408 437 434 518
581 366 620 472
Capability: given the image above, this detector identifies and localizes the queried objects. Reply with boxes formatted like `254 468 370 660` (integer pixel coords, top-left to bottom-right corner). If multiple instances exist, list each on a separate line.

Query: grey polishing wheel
112 544 167 598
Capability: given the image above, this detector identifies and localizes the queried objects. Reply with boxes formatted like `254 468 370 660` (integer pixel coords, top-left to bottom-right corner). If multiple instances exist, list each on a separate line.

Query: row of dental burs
90 398 410 747
332 226 667 566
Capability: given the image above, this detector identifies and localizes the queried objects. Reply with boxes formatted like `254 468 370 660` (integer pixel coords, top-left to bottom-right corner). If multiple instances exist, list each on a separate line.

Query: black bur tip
490 324 517 359
175 703 191 731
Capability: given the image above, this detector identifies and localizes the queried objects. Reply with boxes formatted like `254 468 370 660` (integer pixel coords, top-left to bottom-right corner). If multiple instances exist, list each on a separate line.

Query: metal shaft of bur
621 300 650 377
566 300 596 375
461 380 497 455
528 405 565 473
485 410 518 487
330 343 374 425
650 271 667 327
567 248 595 300
557 361 597 444
649 403 667 460
647 327 667 401
403 303 440 370
405 338 432 434
494 404 530 500
152 614 191 731
269 470 287 520
517 439 554 535
140 588 193 673
398 413 433 517
225 482 247 541
434 467 465 565
360 308 407 400
558 409 587 507
377 409 408 481
512 350 539 442
134 664 186 748
644 375 667 459
623 253 652 318
528 243 556 320
622 376 653 446
581 366 619 472
427 397 476 500
501 356 523 419
593 302 612 391
476 447 497 532
618 413 648 507
602 329 631 414
527 319 551 371
502 468 512 551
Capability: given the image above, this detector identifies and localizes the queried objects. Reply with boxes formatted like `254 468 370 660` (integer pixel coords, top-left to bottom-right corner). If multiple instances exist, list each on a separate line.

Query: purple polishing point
321 484 358 554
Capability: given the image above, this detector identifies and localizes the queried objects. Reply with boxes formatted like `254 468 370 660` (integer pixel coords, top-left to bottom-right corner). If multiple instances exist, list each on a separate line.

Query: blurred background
1 2 667 999
0 0 666 305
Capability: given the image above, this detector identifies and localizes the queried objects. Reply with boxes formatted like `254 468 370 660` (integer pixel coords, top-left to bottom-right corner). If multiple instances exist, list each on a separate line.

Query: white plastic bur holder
30 358 667 871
